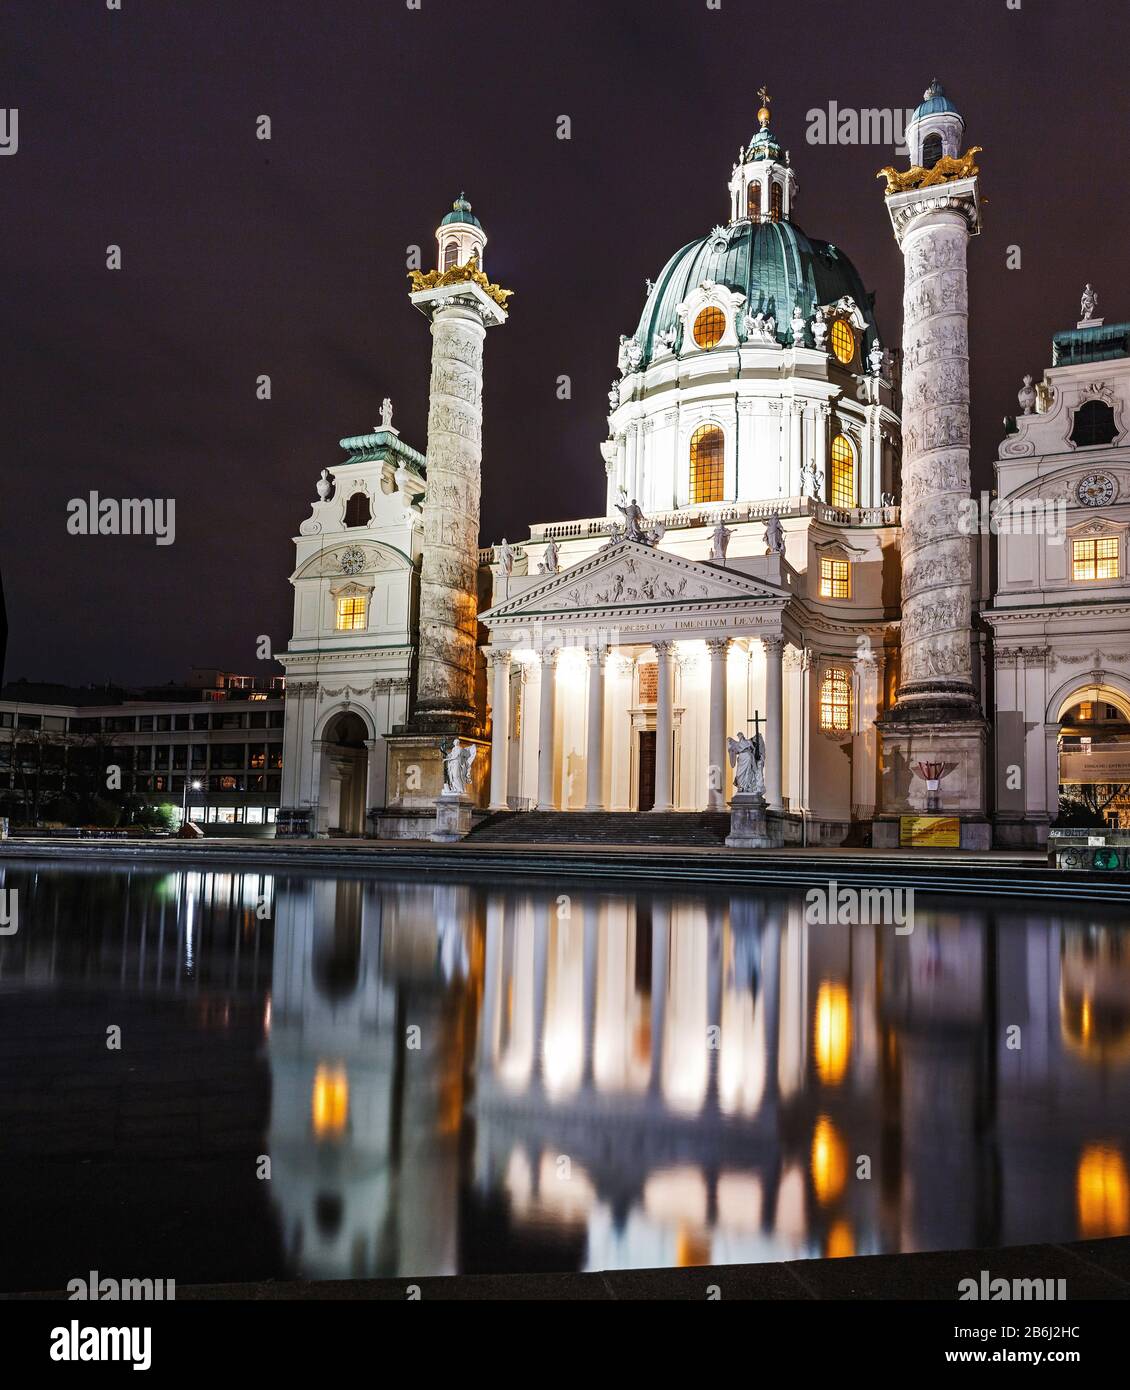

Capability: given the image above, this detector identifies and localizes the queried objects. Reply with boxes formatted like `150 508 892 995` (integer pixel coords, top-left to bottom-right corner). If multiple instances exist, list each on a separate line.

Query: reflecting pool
1 861 1128 1290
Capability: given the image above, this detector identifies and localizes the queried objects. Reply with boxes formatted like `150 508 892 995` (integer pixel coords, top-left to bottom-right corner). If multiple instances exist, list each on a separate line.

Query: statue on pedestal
727 731 766 798
710 518 734 563
440 737 476 797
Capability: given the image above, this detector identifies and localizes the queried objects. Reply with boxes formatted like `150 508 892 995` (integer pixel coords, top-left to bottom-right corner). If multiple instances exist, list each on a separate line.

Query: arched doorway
319 711 370 836
1056 685 1130 828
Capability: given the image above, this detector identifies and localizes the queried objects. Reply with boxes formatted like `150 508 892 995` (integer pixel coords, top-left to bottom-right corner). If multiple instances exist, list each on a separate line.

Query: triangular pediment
482 540 786 623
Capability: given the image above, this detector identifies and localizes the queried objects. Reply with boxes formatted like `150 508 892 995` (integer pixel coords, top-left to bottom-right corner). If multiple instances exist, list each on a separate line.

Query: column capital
484 647 512 671
540 647 559 669
586 645 609 668
654 640 673 658
761 635 785 657
706 638 731 659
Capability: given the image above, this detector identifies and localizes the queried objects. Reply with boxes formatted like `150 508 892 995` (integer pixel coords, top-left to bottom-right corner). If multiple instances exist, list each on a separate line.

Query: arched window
689 424 725 504
830 434 855 508
819 668 852 733
747 182 760 220
830 319 855 365
442 239 459 270
769 182 782 222
344 491 371 527
692 306 726 349
921 133 943 170
1070 400 1118 448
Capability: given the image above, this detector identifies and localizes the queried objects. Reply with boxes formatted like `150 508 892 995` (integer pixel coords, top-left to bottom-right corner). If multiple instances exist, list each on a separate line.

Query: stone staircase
466 810 732 846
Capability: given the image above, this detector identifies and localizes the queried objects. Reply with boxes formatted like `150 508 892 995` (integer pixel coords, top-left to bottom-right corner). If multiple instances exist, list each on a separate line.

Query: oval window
693 306 726 349
830 319 855 365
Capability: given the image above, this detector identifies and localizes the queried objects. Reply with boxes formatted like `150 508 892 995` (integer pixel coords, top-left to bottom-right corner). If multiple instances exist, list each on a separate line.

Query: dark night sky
3 0 1128 686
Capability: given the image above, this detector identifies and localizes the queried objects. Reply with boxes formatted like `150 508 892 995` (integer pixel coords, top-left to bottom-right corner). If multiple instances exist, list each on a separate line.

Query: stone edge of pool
4 1237 1130 1300
3 836 1130 902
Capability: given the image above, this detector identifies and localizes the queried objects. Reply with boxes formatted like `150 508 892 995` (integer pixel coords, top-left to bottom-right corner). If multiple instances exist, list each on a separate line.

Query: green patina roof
440 192 481 229
911 79 961 123
1052 321 1130 367
338 427 427 475
635 218 879 363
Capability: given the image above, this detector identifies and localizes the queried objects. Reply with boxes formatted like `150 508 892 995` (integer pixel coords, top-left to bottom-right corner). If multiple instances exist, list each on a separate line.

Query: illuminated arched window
769 182 782 222
692 306 726 349
819 668 852 733
689 424 725 504
921 133 943 170
442 239 459 270
747 182 761 220
830 434 855 508
830 318 855 365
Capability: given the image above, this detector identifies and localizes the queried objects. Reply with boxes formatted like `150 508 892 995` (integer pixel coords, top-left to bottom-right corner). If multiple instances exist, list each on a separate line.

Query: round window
830 319 855 365
693 306 726 349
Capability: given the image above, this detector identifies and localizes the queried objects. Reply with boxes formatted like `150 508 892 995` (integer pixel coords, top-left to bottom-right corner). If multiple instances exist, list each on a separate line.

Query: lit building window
689 424 725 503
336 595 368 630
1077 702 1094 722
692 306 725 349
819 556 850 599
443 239 459 270
830 434 855 508
747 182 760 220
819 667 852 733
769 181 782 222
1073 536 1119 581
830 319 855 365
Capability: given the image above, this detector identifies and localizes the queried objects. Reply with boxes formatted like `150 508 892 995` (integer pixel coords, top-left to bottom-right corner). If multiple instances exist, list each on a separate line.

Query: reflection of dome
635 221 877 365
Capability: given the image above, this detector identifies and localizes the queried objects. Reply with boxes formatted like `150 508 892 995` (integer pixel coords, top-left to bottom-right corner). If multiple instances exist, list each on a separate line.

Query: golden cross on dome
758 85 771 108
756 86 772 129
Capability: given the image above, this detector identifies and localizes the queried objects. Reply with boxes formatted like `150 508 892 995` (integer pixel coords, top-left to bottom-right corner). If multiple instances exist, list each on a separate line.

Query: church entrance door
637 730 656 811
320 711 369 836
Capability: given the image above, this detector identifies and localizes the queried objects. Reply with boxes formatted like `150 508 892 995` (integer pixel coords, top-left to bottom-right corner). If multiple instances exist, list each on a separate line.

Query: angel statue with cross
727 719 766 798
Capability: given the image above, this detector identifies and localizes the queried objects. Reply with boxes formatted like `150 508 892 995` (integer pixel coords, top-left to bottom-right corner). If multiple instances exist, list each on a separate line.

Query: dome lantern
728 87 797 225
905 79 964 171
434 192 487 273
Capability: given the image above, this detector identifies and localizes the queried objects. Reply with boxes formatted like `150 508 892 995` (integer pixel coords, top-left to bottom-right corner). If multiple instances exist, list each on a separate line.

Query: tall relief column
408 197 511 732
386 197 511 808
875 83 989 845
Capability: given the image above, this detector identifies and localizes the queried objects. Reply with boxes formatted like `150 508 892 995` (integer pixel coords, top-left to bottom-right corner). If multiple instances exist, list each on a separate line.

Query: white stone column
762 635 784 810
583 647 606 811
884 183 981 712
652 641 673 812
706 639 729 810
487 650 511 810
536 649 558 810
407 270 508 732
363 738 382 827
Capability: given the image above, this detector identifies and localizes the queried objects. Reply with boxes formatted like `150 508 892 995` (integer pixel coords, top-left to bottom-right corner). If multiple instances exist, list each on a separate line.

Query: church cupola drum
407 198 512 732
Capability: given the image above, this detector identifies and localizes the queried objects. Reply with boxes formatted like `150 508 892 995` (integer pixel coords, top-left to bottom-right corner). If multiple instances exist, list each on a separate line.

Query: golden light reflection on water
811 1115 848 1206
311 1064 349 1140
1076 1144 1130 1238
814 980 851 1085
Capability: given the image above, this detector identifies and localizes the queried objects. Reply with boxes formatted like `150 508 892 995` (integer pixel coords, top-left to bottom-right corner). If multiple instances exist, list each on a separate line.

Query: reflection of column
531 907 550 1086
649 903 669 1094
761 910 781 1103
584 648 607 811
581 904 598 1087
762 636 784 810
706 907 724 1108
707 639 729 810
536 650 558 810
488 651 511 810
652 641 673 812
480 895 504 1068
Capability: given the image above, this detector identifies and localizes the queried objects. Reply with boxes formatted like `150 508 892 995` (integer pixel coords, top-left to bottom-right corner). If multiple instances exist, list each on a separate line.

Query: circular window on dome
830 319 855 365
693 306 726 349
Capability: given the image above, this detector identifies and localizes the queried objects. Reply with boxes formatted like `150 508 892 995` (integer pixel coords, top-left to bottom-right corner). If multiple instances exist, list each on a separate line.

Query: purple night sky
2 0 1126 685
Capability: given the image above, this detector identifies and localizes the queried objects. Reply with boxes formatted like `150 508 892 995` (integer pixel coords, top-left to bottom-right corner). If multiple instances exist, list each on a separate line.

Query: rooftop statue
876 146 982 196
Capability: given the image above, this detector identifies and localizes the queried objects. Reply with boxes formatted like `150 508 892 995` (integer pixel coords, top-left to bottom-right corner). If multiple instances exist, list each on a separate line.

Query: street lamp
182 777 202 826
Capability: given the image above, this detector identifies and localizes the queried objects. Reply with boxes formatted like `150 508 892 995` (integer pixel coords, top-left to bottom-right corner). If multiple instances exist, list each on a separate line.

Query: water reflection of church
262 877 1130 1277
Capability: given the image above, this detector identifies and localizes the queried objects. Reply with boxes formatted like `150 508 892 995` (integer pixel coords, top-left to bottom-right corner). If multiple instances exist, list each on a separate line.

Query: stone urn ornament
1017 375 1037 415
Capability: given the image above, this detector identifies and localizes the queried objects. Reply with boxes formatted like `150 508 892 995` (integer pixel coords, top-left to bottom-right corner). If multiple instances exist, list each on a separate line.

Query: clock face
339 546 366 575
1076 473 1117 508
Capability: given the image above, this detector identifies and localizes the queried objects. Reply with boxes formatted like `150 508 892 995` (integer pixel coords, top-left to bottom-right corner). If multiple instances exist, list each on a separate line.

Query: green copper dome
440 193 481 228
634 218 879 364
911 79 961 123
